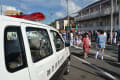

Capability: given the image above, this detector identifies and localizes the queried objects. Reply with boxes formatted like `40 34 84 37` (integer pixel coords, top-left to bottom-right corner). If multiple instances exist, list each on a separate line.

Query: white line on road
72 55 117 80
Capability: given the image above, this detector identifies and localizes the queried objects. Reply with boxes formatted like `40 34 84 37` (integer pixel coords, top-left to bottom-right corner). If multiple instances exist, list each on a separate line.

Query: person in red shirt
82 33 90 59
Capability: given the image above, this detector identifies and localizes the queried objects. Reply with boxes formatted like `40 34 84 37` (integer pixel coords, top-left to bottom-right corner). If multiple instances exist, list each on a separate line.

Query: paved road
63 44 120 80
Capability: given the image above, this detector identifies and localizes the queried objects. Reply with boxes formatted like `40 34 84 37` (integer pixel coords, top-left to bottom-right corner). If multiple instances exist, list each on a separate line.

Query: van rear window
4 27 27 73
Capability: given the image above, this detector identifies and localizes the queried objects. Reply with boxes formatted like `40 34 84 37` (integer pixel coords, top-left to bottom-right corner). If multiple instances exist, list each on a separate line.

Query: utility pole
50 8 53 22
110 0 114 44
66 0 70 30
118 0 120 62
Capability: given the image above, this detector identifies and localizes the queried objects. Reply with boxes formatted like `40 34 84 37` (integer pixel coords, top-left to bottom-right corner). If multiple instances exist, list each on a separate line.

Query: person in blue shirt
95 30 100 59
96 30 106 60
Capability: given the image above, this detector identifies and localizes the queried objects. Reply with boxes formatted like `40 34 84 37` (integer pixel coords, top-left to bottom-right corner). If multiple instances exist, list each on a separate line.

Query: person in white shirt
70 31 73 46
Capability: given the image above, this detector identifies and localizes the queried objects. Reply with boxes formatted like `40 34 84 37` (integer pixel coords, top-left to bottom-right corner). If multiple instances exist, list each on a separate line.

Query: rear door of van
1 20 30 80
22 23 58 80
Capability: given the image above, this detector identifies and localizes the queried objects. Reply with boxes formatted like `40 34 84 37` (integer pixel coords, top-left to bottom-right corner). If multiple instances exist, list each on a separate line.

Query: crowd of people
60 30 120 61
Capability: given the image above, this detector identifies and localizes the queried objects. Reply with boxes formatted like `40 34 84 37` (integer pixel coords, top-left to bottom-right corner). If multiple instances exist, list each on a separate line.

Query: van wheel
64 60 70 75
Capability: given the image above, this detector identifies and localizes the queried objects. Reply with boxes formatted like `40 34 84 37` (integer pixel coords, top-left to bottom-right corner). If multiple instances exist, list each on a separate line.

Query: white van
0 15 70 80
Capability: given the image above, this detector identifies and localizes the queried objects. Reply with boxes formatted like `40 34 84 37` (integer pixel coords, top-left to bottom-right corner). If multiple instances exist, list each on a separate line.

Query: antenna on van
0 0 3 15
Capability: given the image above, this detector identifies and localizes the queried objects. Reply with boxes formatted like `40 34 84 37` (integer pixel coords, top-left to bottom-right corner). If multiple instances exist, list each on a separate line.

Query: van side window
50 31 64 51
4 27 27 73
26 27 53 63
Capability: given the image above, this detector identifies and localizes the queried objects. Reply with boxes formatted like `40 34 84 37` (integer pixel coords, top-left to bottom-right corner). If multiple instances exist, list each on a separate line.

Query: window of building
4 27 27 73
50 31 64 51
26 27 53 63
100 22 103 26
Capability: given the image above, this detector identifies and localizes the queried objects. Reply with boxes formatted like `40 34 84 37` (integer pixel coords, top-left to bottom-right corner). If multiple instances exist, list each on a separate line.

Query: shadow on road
82 63 119 80
96 66 120 79
105 60 120 69
71 51 96 59
71 64 98 76
71 63 114 80
71 52 83 57
82 62 120 80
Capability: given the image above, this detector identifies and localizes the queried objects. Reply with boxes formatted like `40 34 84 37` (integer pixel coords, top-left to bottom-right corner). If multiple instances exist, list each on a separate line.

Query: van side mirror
65 41 70 47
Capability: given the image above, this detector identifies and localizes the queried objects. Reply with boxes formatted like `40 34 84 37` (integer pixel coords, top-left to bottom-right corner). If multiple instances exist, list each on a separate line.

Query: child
96 30 106 60
82 33 90 59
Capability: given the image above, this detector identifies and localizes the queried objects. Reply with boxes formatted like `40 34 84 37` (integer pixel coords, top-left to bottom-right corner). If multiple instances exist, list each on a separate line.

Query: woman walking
82 33 90 59
96 30 106 60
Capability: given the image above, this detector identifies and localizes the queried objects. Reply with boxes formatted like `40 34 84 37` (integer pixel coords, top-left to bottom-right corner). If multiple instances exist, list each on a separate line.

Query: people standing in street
95 30 100 59
61 30 66 41
96 30 106 60
82 33 90 59
113 31 117 44
70 31 73 46
117 42 120 63
117 30 120 63
107 31 110 44
104 30 107 43
75 35 79 47
95 30 99 41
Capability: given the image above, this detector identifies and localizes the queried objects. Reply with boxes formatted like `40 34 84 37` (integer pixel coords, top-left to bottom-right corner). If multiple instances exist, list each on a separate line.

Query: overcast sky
0 0 99 24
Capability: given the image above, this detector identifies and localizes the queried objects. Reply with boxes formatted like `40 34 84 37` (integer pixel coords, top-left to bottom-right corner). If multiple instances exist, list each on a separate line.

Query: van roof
0 15 57 30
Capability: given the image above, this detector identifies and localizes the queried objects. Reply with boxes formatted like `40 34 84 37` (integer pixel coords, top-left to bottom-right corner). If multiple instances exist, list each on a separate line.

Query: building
55 16 74 30
5 10 23 16
74 0 119 31
56 20 60 30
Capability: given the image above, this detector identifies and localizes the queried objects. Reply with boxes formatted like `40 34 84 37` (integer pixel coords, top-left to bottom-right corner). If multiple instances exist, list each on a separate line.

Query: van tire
64 60 70 75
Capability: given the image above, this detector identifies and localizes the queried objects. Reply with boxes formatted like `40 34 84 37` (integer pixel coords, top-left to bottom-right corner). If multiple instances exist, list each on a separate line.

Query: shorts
98 44 105 48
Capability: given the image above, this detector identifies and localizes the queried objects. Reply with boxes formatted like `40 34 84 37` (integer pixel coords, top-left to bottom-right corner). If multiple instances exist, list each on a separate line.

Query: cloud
61 0 81 16
83 0 99 1
56 12 65 18
0 5 20 15
21 0 61 7
20 3 29 10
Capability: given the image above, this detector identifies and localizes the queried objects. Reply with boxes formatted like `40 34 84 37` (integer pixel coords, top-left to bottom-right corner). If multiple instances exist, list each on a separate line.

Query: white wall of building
56 21 60 30
64 20 68 29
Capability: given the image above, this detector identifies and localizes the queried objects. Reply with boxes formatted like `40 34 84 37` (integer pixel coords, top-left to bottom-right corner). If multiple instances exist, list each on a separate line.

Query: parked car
0 15 70 80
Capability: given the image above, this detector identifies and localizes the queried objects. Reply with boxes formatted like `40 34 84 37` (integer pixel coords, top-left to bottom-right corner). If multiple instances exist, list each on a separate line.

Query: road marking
72 55 117 80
